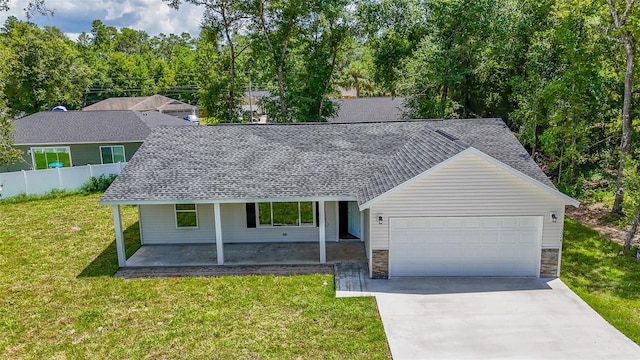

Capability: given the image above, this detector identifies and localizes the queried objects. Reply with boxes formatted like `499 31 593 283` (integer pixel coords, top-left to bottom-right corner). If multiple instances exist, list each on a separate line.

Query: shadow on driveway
363 276 552 295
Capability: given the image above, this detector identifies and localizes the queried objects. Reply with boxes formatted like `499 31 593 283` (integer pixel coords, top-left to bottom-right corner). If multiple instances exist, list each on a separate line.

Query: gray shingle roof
13 110 194 145
83 95 196 112
428 118 554 187
101 119 555 205
329 97 406 123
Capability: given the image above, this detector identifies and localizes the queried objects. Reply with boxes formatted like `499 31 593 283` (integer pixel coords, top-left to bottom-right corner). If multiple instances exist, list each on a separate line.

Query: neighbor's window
100 145 126 164
31 147 72 170
175 204 198 228
257 202 315 227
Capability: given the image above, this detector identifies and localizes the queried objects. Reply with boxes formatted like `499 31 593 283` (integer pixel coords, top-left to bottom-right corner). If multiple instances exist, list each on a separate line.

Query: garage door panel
481 231 501 243
390 216 541 277
463 218 483 228
482 218 500 228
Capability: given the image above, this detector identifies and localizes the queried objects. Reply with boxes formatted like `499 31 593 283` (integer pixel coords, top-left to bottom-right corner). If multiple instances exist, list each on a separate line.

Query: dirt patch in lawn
566 204 640 247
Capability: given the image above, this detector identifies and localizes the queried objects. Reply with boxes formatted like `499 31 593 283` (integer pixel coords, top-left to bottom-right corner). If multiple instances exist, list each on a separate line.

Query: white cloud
0 0 205 38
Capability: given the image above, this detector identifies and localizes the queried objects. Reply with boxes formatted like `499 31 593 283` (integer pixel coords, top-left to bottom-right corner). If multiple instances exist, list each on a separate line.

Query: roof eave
99 195 358 206
359 147 580 210
15 140 145 146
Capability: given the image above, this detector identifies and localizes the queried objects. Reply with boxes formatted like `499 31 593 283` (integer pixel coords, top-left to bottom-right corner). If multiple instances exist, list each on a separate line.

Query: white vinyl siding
139 204 215 244
220 202 337 243
370 153 564 251
138 202 338 245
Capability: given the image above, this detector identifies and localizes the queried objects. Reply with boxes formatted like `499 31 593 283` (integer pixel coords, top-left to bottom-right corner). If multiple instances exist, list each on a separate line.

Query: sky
0 0 206 40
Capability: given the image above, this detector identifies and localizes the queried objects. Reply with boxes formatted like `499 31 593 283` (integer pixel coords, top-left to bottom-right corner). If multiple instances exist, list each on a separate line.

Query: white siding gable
370 152 565 250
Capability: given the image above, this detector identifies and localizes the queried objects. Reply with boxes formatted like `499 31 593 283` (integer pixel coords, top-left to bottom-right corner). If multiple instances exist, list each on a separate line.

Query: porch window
175 204 198 228
31 146 72 169
257 202 315 227
100 145 126 164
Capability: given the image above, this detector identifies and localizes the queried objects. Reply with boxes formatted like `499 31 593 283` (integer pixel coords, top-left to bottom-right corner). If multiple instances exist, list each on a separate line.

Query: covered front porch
125 241 367 267
110 199 368 268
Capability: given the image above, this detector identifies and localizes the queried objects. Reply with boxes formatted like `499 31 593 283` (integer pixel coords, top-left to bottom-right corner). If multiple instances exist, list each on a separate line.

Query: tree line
2 0 640 245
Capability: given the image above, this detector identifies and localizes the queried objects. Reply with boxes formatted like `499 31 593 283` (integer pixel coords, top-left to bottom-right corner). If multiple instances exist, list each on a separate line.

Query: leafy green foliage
0 46 20 166
80 174 118 193
1 17 91 113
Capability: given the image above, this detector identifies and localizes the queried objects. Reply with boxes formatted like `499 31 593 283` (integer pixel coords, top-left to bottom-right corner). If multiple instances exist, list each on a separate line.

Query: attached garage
389 216 542 277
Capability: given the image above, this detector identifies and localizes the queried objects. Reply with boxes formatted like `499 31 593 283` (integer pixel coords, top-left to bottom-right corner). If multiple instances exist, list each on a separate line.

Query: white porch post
319 200 326 263
112 205 126 267
360 210 365 242
214 202 224 265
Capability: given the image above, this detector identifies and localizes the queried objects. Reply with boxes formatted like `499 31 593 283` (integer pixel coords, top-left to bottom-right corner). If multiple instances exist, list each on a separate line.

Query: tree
0 0 50 17
400 0 502 119
287 0 352 121
1 18 91 113
337 60 375 98
607 0 636 214
511 0 612 184
0 1 52 166
245 0 308 121
357 0 427 96
0 42 21 167
167 0 249 121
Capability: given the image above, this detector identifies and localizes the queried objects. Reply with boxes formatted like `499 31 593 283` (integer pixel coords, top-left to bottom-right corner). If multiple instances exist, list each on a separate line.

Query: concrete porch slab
125 241 366 267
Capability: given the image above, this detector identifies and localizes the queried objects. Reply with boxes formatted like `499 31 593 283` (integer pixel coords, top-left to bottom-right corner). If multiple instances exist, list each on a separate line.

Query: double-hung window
100 145 126 164
175 204 198 228
257 202 315 227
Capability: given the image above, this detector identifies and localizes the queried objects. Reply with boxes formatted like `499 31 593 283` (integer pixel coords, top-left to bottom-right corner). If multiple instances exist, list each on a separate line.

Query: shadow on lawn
78 221 142 277
562 219 640 300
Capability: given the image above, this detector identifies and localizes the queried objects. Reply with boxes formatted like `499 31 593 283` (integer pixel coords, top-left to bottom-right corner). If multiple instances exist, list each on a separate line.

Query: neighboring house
101 119 579 279
242 90 269 123
83 94 197 119
329 97 406 123
1 110 194 172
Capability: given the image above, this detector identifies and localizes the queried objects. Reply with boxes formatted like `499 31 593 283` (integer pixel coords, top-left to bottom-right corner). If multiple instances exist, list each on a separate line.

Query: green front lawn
561 219 640 344
0 194 389 359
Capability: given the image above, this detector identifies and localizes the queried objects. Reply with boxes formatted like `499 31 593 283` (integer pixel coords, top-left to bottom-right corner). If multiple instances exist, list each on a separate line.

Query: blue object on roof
183 114 199 123
48 161 64 168
52 106 68 112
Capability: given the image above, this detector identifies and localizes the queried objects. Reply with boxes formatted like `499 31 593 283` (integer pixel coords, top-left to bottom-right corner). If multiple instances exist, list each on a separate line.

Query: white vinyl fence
0 163 126 199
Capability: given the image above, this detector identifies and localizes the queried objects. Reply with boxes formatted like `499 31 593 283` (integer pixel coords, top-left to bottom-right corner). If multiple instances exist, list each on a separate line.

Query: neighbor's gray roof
101 119 554 204
329 97 406 123
13 110 194 145
83 94 196 112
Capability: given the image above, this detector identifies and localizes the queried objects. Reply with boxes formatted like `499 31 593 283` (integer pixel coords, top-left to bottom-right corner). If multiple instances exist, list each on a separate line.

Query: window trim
99 145 126 164
175 204 199 229
30 146 72 170
256 201 316 228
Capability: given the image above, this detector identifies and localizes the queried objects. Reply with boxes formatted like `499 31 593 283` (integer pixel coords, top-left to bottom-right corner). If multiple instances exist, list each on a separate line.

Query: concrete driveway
340 277 640 359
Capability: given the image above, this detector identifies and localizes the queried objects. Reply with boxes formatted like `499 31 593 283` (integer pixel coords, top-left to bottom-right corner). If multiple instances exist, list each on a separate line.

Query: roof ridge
136 95 158 109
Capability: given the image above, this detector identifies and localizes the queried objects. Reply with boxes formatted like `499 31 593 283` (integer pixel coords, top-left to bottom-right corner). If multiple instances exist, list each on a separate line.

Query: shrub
81 174 118 193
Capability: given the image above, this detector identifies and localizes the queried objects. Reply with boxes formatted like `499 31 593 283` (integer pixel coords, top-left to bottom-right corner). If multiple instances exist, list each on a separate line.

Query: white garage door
389 216 542 277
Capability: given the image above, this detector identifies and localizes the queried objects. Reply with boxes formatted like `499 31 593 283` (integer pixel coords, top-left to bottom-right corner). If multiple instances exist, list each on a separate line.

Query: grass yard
0 194 389 359
561 218 640 344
